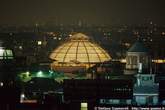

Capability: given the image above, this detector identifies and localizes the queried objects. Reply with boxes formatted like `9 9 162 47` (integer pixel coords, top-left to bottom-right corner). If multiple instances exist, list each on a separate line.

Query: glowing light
19 46 23 50
37 71 44 77
53 37 57 40
37 41 42 45
21 100 37 104
138 63 142 73
26 71 30 76
120 59 126 63
9 33 13 36
81 102 88 110
124 43 130 47
162 32 165 36
21 94 25 98
49 32 54 35
20 93 25 103
0 48 4 57
19 71 32 82
58 37 62 40
152 59 165 63
0 82 3 87
49 70 53 74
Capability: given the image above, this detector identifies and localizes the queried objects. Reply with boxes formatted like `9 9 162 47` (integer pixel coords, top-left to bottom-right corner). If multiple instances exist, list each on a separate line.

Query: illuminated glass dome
50 33 111 71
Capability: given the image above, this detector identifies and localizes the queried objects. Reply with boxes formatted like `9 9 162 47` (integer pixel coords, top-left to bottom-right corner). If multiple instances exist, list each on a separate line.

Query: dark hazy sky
0 0 165 25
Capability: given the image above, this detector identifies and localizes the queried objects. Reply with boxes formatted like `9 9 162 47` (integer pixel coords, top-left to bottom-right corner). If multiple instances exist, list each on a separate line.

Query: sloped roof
128 41 148 52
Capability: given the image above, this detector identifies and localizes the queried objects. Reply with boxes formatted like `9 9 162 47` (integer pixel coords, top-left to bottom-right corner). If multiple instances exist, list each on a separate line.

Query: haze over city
0 0 165 25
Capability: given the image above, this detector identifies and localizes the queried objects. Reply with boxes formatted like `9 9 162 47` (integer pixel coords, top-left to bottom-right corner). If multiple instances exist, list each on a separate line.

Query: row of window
127 56 148 65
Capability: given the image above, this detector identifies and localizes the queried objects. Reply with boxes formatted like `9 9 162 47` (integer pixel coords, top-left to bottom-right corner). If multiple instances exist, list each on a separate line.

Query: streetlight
37 71 43 77
25 71 30 77
0 82 3 87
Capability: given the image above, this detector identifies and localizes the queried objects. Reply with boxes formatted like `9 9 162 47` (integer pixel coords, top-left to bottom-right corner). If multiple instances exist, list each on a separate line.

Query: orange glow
120 59 126 63
20 100 37 104
152 59 165 63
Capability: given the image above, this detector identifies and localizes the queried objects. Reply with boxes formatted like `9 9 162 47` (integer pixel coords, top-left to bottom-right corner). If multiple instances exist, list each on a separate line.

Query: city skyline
0 0 165 25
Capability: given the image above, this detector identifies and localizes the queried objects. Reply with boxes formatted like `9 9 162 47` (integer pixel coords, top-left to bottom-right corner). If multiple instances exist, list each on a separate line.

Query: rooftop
128 41 148 53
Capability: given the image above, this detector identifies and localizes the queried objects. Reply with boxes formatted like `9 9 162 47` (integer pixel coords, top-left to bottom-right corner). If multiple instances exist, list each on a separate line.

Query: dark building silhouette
0 42 20 110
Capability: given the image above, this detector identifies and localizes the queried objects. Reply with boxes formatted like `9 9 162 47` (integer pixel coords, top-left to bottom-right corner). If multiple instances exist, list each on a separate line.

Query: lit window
19 46 23 50
0 48 13 59
0 82 3 87
81 102 88 110
58 37 62 40
37 41 42 45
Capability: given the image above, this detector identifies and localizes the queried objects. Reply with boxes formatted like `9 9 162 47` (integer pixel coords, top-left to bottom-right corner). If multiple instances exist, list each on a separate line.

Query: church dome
49 33 111 69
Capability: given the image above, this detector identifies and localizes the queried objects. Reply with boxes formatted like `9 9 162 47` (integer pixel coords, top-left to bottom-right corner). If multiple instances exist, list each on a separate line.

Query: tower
124 41 150 75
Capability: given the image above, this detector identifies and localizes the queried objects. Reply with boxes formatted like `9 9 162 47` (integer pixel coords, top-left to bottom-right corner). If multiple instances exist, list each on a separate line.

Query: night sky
0 0 165 25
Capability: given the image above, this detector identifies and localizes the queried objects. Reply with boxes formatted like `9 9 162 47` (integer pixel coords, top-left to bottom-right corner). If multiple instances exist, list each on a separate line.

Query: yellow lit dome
49 33 111 71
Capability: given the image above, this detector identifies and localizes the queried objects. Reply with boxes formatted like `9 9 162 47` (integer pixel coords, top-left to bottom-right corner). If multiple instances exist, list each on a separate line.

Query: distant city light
9 33 13 36
0 48 4 56
143 39 146 41
37 41 42 45
123 43 130 47
120 59 126 63
26 71 30 76
19 46 23 50
21 93 25 98
81 102 88 110
20 93 25 103
53 37 57 40
37 71 44 77
0 82 3 87
150 21 153 25
162 32 165 36
138 63 143 73
152 59 165 63
49 70 53 74
58 37 62 40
